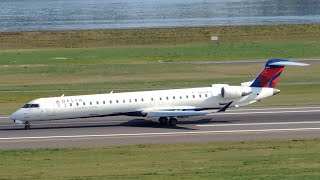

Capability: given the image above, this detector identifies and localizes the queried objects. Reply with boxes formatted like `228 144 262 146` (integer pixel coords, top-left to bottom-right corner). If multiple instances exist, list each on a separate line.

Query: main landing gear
24 121 31 130
159 117 178 127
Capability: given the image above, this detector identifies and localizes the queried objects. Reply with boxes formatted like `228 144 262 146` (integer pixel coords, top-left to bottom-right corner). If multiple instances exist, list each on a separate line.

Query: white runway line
0 120 128 127
1 128 320 141
0 117 9 119
197 121 320 127
209 109 320 116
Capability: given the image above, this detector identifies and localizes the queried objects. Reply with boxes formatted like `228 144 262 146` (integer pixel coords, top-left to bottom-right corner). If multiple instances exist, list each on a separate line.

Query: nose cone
9 112 17 120
273 89 281 95
10 110 24 121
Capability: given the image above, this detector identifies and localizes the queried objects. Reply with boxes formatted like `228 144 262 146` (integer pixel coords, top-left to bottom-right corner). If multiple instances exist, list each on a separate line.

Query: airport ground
0 106 320 179
0 24 320 114
0 24 320 179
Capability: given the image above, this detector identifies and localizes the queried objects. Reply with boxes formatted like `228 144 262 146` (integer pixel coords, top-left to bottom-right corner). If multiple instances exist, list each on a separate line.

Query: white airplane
10 59 308 129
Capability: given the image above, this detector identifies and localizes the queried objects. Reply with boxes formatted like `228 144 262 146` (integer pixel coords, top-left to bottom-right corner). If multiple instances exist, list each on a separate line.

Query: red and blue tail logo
250 59 309 88
250 59 287 88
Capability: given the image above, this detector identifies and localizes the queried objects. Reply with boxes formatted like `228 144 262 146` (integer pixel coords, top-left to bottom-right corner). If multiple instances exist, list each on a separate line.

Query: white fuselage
10 85 276 123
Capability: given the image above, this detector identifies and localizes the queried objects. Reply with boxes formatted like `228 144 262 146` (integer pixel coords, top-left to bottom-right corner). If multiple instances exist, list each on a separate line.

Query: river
1 0 320 31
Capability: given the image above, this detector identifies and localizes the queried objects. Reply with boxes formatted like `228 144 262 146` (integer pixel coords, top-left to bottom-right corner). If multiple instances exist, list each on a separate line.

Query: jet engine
221 86 252 99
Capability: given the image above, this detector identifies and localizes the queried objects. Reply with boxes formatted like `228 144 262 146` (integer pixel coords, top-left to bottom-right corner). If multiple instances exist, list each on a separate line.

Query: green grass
1 41 320 65
1 24 320 65
1 24 320 50
0 139 319 179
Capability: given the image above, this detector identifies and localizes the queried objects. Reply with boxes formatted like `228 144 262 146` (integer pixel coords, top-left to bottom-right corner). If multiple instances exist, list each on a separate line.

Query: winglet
217 101 233 112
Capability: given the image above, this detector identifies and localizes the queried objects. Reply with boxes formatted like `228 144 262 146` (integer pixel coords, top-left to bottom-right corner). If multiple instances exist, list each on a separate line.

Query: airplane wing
146 110 207 117
143 102 233 117
142 106 207 117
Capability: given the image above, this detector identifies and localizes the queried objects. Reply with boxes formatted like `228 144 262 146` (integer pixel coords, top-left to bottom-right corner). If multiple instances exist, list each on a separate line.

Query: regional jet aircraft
10 59 308 129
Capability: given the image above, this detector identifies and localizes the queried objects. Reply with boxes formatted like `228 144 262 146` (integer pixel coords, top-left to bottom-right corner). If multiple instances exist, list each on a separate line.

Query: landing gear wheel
159 117 168 126
168 118 178 127
24 121 31 130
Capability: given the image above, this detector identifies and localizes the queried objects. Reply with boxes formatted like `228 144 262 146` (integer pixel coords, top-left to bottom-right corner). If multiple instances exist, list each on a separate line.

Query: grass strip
0 139 319 179
1 41 320 65
1 24 320 50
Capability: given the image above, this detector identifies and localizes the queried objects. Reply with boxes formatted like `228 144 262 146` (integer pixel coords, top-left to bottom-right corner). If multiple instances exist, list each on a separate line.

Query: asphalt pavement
0 106 320 149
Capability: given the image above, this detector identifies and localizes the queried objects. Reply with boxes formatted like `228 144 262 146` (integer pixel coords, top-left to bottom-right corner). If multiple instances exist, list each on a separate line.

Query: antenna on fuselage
61 94 65 97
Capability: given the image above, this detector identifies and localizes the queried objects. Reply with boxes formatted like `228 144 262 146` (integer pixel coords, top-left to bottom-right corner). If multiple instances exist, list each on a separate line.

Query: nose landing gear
24 121 31 130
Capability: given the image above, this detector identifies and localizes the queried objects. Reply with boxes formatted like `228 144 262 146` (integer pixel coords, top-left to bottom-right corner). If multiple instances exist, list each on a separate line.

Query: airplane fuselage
10 59 308 129
10 85 275 123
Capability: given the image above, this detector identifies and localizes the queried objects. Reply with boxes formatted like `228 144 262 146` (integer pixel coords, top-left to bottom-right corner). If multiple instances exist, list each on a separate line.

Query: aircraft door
46 101 56 120
38 105 46 121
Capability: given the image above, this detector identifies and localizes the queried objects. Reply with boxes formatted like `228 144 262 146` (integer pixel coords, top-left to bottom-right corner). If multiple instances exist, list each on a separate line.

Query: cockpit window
30 104 39 108
22 104 31 108
22 104 39 108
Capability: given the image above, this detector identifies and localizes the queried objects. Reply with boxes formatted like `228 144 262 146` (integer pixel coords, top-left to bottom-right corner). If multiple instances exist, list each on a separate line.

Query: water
1 0 320 32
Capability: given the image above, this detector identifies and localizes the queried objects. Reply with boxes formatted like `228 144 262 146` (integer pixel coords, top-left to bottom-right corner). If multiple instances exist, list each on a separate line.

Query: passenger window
123 99 125 103
116 100 119 103
173 96 175 100
90 102 92 105
166 97 169 100
180 96 182 99
96 101 99 105
151 98 154 101
76 103 79 106
103 101 105 104
193 95 195 98
135 99 137 102
205 94 208 97
110 100 112 104
141 98 144 102
159 97 162 100
199 94 202 98
129 99 131 103
83 102 86 106
70 103 72 107
186 95 188 99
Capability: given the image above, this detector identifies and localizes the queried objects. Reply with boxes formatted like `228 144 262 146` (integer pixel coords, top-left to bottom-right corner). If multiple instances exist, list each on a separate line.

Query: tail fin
250 59 309 88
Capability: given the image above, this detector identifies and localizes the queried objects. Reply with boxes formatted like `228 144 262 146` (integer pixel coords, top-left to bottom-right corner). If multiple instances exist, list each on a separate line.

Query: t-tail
250 59 309 88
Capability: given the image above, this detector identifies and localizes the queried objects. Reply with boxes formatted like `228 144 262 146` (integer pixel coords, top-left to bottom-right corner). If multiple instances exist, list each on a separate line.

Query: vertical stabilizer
250 59 309 88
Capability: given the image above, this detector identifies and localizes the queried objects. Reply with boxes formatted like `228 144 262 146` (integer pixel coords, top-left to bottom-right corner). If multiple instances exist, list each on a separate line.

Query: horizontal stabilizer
268 61 309 67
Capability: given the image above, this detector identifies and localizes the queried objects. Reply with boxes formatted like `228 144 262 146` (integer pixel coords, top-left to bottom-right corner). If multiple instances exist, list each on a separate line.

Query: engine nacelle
221 86 252 99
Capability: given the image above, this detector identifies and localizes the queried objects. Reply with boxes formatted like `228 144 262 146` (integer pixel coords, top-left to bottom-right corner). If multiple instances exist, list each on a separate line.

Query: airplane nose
9 112 17 120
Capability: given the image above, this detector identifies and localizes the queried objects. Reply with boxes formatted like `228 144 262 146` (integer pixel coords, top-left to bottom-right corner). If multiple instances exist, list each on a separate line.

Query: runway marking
0 117 9 119
0 120 129 127
197 121 320 127
209 109 320 116
1 128 320 141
